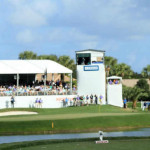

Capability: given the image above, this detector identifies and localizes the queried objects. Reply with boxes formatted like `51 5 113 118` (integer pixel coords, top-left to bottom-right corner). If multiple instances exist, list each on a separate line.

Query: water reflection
0 128 150 144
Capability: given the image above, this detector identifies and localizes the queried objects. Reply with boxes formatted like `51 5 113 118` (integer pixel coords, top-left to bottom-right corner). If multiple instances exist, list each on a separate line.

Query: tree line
19 50 150 107
19 51 76 78
123 79 150 108
19 50 150 79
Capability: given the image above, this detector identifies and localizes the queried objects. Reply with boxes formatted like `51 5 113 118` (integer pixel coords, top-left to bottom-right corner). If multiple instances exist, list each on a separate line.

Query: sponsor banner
92 62 103 64
84 65 99 71
56 97 73 101
95 140 109 144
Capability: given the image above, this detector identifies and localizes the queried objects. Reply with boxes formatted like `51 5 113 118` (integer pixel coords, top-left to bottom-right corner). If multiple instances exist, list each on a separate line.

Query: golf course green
1 138 150 150
0 104 150 135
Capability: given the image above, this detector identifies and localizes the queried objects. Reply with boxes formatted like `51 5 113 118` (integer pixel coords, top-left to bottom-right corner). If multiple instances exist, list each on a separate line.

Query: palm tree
58 55 76 80
38 55 58 62
141 65 150 91
105 56 118 67
141 65 150 78
112 63 133 78
123 85 132 100
58 56 75 70
130 87 148 109
19 51 37 59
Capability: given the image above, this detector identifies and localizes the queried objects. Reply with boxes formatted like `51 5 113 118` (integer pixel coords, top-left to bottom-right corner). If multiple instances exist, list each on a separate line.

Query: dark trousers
124 103 126 108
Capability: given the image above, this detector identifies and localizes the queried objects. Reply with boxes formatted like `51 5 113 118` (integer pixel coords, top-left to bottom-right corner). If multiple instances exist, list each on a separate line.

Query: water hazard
0 128 150 144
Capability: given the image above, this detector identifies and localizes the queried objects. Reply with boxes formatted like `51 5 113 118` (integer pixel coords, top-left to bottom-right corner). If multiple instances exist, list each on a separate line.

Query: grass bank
1 137 150 150
0 105 149 135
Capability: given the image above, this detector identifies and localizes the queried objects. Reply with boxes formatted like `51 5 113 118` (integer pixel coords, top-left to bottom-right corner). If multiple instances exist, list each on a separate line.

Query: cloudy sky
0 0 150 73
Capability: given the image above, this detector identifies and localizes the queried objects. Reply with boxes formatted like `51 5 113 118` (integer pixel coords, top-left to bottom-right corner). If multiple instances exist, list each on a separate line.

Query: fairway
18 140 150 150
0 104 140 122
0 105 150 135
1 139 150 150
0 112 140 122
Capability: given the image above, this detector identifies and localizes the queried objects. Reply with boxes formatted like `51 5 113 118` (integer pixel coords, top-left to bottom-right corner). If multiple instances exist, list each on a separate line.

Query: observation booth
76 49 106 104
107 76 123 107
0 60 75 109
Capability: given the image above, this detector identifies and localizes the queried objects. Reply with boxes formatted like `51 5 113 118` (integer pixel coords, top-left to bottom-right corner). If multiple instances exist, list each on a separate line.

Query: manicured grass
0 105 149 135
1 138 150 150
0 105 140 122
0 114 150 135
0 104 137 115
19 140 150 150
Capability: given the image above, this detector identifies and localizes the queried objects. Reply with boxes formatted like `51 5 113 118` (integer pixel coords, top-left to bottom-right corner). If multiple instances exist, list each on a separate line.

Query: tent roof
0 60 72 74
76 49 105 53
107 76 122 80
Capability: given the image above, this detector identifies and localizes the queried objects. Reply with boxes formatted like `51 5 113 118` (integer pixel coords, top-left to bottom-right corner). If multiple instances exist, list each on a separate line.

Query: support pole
44 74 46 95
35 74 37 82
44 68 47 95
52 73 54 81
70 73 72 95
17 74 19 96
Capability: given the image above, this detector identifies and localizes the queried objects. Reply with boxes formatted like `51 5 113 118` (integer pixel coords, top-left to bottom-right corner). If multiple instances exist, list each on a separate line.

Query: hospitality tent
0 60 72 74
0 60 73 94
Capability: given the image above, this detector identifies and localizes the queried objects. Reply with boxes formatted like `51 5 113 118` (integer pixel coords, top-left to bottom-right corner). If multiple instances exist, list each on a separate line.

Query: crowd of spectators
108 79 120 85
0 79 76 96
66 94 104 107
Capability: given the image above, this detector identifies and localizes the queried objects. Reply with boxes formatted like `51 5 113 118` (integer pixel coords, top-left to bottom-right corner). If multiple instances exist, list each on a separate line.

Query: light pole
44 68 47 95
14 74 19 96
105 66 110 104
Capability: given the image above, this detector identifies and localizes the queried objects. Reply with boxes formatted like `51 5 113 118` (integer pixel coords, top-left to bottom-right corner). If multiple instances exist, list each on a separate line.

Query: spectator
35 98 39 108
39 98 43 108
65 97 69 107
90 94 93 104
142 102 147 111
109 80 113 85
123 98 127 108
95 95 98 105
10 96 15 108
99 95 103 105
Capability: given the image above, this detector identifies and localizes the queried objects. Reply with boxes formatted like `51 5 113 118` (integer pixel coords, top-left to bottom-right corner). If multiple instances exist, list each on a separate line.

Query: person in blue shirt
10 96 15 108
123 98 127 108
65 97 69 107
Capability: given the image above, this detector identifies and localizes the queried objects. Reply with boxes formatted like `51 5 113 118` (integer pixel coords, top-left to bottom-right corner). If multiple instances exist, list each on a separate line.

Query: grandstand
0 60 74 96
0 60 76 109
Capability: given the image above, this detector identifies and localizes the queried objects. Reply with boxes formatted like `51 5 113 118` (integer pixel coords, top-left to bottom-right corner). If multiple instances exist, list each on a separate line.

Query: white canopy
107 76 122 80
0 60 72 74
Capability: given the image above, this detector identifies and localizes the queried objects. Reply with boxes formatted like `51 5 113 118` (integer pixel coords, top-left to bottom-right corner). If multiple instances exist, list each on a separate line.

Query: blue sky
0 0 150 73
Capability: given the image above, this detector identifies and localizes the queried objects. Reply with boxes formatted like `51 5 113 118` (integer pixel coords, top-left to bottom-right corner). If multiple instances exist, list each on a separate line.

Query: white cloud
11 8 46 27
129 35 145 40
16 29 34 43
58 0 150 40
34 0 57 16
7 0 150 39
9 0 57 27
48 28 98 43
80 41 99 49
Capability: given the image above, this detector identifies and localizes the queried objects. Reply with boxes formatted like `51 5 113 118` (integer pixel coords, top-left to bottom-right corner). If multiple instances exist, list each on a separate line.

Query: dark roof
75 49 105 53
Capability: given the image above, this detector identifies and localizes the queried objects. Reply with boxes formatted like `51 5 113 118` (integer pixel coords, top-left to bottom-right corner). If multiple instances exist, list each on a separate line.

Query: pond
0 128 150 144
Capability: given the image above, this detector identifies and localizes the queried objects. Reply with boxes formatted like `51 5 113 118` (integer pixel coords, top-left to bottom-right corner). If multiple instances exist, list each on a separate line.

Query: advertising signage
84 65 99 71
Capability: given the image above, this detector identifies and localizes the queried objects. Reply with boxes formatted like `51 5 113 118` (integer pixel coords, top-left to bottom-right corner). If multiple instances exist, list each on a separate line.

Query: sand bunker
0 111 38 117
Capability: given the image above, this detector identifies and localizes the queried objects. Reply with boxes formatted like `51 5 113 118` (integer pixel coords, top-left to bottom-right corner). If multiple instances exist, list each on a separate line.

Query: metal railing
0 90 77 97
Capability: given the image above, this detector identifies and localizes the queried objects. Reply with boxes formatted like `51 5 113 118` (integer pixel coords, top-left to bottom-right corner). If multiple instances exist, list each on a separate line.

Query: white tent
0 60 72 74
107 76 122 80
0 60 73 95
